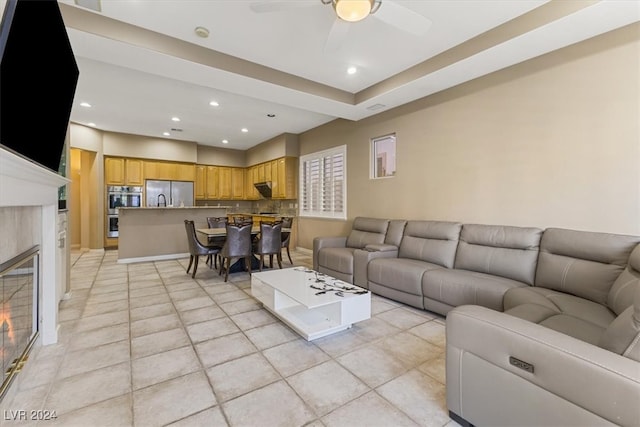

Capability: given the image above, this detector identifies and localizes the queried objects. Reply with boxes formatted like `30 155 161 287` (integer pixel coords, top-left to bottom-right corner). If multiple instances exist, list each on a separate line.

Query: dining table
196 226 291 238
196 226 292 272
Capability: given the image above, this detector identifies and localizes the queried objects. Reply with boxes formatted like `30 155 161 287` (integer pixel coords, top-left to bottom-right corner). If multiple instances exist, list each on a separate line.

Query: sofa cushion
504 287 617 345
423 268 527 312
345 217 389 249
384 219 407 247
535 228 640 305
607 244 640 315
454 224 542 285
316 247 356 275
398 220 461 268
368 257 443 296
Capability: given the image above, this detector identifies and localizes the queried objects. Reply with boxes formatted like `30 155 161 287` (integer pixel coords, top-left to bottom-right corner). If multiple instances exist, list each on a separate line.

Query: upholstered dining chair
219 222 253 282
206 216 228 268
280 217 293 264
254 221 283 271
184 220 221 278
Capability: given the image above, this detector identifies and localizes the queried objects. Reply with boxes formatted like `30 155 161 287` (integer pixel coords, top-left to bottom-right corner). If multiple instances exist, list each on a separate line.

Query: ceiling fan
249 0 432 51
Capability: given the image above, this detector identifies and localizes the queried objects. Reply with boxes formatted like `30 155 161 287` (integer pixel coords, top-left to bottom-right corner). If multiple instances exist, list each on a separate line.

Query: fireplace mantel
1 147 69 345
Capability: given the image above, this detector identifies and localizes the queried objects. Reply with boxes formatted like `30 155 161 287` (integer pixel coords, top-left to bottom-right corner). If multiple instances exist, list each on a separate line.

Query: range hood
254 181 272 198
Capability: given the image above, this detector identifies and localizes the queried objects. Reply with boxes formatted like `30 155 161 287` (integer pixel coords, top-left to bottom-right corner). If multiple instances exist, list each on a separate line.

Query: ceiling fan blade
373 1 432 36
323 18 351 52
249 1 317 14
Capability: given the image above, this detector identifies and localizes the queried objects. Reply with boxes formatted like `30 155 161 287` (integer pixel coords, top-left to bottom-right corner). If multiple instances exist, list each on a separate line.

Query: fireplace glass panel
1 248 38 394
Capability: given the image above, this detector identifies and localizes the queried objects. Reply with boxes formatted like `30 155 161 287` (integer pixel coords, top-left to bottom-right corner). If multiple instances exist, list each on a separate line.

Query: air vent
170 128 183 132
366 103 386 111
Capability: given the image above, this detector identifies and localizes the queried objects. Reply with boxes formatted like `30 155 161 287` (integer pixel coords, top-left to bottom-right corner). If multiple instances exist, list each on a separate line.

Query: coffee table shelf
251 268 371 341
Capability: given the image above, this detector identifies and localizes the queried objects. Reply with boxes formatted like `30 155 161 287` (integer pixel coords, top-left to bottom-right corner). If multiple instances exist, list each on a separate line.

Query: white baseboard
117 252 190 264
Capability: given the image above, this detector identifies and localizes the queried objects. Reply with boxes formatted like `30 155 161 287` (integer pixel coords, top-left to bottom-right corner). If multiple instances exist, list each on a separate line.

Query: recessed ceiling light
80 102 91 108
171 117 180 122
267 113 276 118
209 100 219 107
88 122 96 127
222 139 229 144
163 132 170 136
194 26 210 38
241 128 248 133
347 66 357 75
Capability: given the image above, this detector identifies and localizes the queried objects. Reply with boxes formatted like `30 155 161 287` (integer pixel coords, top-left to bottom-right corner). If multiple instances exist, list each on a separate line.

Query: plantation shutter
299 145 346 219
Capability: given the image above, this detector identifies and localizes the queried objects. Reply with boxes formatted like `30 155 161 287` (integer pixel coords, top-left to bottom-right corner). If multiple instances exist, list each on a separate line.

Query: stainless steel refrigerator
145 180 194 207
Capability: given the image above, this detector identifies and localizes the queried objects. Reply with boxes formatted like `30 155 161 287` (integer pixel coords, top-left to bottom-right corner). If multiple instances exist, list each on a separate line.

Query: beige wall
103 133 197 163
246 133 299 166
197 145 245 167
297 23 640 249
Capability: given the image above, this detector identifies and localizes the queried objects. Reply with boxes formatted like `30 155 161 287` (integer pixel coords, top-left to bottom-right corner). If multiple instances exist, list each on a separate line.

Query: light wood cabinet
144 161 174 180
174 163 195 181
264 161 272 182
195 165 206 199
125 159 144 185
105 157 125 185
105 157 145 186
219 167 232 199
272 157 297 199
245 167 259 200
205 166 220 199
231 167 244 199
257 163 265 182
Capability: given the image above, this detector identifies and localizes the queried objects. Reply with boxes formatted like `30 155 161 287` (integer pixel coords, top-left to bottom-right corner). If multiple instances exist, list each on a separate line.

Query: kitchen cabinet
205 166 220 199
231 167 244 199
105 157 145 186
219 167 232 199
174 163 195 181
105 157 125 185
144 161 175 180
272 157 297 199
257 163 265 183
195 165 206 199
245 167 259 200
125 159 144 185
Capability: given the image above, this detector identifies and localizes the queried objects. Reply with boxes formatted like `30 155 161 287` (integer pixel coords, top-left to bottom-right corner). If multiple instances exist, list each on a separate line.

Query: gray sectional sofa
313 218 640 427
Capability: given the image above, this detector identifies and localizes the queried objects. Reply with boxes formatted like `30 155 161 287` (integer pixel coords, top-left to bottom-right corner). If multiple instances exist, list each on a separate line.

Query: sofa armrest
353 247 398 289
364 243 398 252
446 305 640 427
313 236 348 270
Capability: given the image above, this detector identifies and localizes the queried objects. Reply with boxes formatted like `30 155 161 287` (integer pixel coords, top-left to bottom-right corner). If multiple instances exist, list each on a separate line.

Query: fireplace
1 147 69 403
0 246 39 400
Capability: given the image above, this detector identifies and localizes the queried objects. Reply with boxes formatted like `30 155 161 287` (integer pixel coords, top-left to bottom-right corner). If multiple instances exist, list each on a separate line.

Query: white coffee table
251 267 371 341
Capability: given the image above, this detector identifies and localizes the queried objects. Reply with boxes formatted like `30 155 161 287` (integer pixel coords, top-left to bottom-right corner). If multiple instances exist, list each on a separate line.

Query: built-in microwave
107 186 143 214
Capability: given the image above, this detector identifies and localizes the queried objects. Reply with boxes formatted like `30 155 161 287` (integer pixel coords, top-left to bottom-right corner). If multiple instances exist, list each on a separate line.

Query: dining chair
233 215 253 224
280 216 293 264
184 220 221 278
206 216 228 268
254 221 283 271
219 222 253 282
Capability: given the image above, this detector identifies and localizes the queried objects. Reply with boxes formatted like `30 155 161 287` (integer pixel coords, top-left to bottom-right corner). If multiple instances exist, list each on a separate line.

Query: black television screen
0 0 79 173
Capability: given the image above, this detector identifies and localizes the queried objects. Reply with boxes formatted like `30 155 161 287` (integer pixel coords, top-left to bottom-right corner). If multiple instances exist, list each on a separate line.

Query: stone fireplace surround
0 147 69 399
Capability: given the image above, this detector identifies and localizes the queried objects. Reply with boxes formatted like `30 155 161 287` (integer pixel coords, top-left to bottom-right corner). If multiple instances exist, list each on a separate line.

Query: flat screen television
0 0 79 174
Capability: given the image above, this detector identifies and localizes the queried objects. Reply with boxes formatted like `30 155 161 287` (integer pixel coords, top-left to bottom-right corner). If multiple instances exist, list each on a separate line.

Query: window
299 145 346 219
371 133 396 178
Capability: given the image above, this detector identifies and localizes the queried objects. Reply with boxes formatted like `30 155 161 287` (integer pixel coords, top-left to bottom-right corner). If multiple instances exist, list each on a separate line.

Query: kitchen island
117 206 230 263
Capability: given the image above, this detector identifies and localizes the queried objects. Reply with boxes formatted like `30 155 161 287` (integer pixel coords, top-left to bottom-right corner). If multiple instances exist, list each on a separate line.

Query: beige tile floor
1 249 459 427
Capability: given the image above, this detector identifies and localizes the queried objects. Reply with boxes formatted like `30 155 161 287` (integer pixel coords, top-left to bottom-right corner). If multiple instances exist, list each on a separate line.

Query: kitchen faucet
157 194 167 207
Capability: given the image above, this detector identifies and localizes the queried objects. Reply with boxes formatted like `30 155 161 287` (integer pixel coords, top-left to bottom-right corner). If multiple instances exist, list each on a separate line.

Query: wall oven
107 186 143 215
106 186 142 238
107 215 119 238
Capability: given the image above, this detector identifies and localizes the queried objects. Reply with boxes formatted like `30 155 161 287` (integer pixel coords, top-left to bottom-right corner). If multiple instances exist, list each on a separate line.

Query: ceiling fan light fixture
333 0 374 22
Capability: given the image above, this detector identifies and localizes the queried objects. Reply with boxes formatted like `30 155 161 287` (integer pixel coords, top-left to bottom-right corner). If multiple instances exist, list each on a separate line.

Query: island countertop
117 206 229 263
